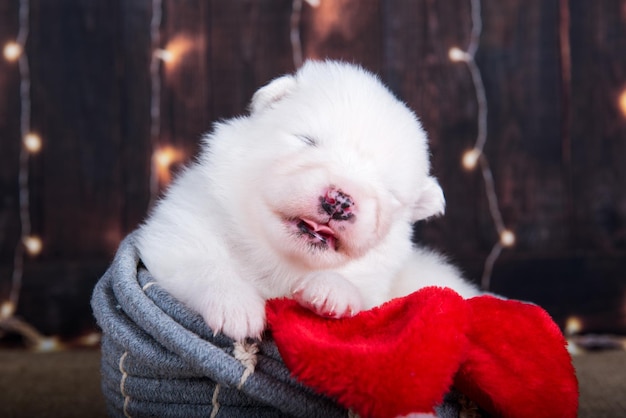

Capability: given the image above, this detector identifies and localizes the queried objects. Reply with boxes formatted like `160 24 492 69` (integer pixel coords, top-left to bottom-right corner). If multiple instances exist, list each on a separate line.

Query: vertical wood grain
0 0 624 336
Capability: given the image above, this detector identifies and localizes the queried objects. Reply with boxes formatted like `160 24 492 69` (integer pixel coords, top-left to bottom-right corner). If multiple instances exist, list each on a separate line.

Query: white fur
136 61 479 341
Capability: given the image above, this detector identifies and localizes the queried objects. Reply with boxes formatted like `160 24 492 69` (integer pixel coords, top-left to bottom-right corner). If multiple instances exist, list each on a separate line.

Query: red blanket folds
267 287 578 418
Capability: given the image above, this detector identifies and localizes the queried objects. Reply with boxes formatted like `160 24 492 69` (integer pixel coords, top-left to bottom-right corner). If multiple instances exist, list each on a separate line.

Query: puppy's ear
249 75 297 114
412 176 446 221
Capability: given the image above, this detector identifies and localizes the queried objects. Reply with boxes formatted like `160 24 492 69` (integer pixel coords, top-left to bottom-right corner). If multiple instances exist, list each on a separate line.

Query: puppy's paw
292 271 364 318
200 288 266 342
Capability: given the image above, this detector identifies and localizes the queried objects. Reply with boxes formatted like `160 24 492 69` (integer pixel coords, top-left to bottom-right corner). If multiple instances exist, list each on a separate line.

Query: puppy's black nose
320 188 354 221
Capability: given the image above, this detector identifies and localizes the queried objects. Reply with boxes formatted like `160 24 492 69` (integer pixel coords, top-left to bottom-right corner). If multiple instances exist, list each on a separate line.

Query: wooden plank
0 0 22 265
117 0 153 233
0 260 109 338
569 0 626 252
156 0 296 182
0 0 624 338
380 0 482 255
397 1 567 264
488 253 626 334
160 0 211 162
301 0 383 73
26 0 127 259
208 0 294 122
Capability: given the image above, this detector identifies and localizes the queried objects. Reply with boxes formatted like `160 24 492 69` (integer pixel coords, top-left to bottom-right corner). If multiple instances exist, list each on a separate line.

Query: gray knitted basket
91 233 463 417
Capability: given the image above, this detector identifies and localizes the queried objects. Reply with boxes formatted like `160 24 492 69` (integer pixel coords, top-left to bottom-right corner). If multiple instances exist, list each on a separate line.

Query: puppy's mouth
295 218 338 250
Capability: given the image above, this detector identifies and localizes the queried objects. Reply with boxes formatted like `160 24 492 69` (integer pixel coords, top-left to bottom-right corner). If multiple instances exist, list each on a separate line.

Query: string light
290 0 320 69
0 0 60 351
154 48 173 63
23 235 42 256
448 47 469 63
72 331 101 347
0 0 616 353
148 0 165 208
23 132 42 153
565 313 626 353
148 3 190 208
0 301 16 319
3 41 22 61
461 148 481 171
9 0 36 310
499 229 516 247
2 0 32 319
153 145 185 185
33 336 63 352
450 0 515 291
0 314 60 352
290 0 305 68
160 35 194 70
2 0 108 351
154 37 194 69
619 88 626 117
564 316 583 336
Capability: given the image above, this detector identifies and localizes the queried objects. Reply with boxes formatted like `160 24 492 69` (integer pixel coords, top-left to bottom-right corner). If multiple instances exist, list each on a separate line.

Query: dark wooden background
1 0 625 341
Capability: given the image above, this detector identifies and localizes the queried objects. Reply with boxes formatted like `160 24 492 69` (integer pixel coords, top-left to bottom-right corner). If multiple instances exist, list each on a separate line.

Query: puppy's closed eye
295 134 317 147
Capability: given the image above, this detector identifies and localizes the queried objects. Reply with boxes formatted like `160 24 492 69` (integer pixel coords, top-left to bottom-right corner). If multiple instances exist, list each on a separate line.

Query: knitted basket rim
91 232 346 418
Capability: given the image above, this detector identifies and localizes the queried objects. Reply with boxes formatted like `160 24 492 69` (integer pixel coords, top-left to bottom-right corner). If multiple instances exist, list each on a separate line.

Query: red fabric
266 287 578 418
454 296 579 418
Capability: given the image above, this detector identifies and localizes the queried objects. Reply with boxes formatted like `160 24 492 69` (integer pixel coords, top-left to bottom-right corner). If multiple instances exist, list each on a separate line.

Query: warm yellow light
0 301 16 319
23 133 42 153
499 229 516 248
566 340 583 356
23 235 42 256
619 89 626 117
154 146 185 185
448 47 469 63
3 41 22 61
564 316 583 336
154 48 173 62
75 331 101 347
461 148 481 170
159 35 195 70
34 336 63 352
154 146 184 169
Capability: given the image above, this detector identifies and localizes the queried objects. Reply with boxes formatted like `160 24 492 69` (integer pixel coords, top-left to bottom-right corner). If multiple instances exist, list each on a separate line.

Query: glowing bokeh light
462 148 481 171
499 229 516 248
619 89 626 117
154 146 185 185
448 47 469 63
3 41 22 61
23 133 42 153
23 235 42 256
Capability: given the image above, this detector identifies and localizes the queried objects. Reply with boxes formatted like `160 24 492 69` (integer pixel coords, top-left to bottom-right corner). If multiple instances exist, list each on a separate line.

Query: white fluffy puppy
136 60 479 341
